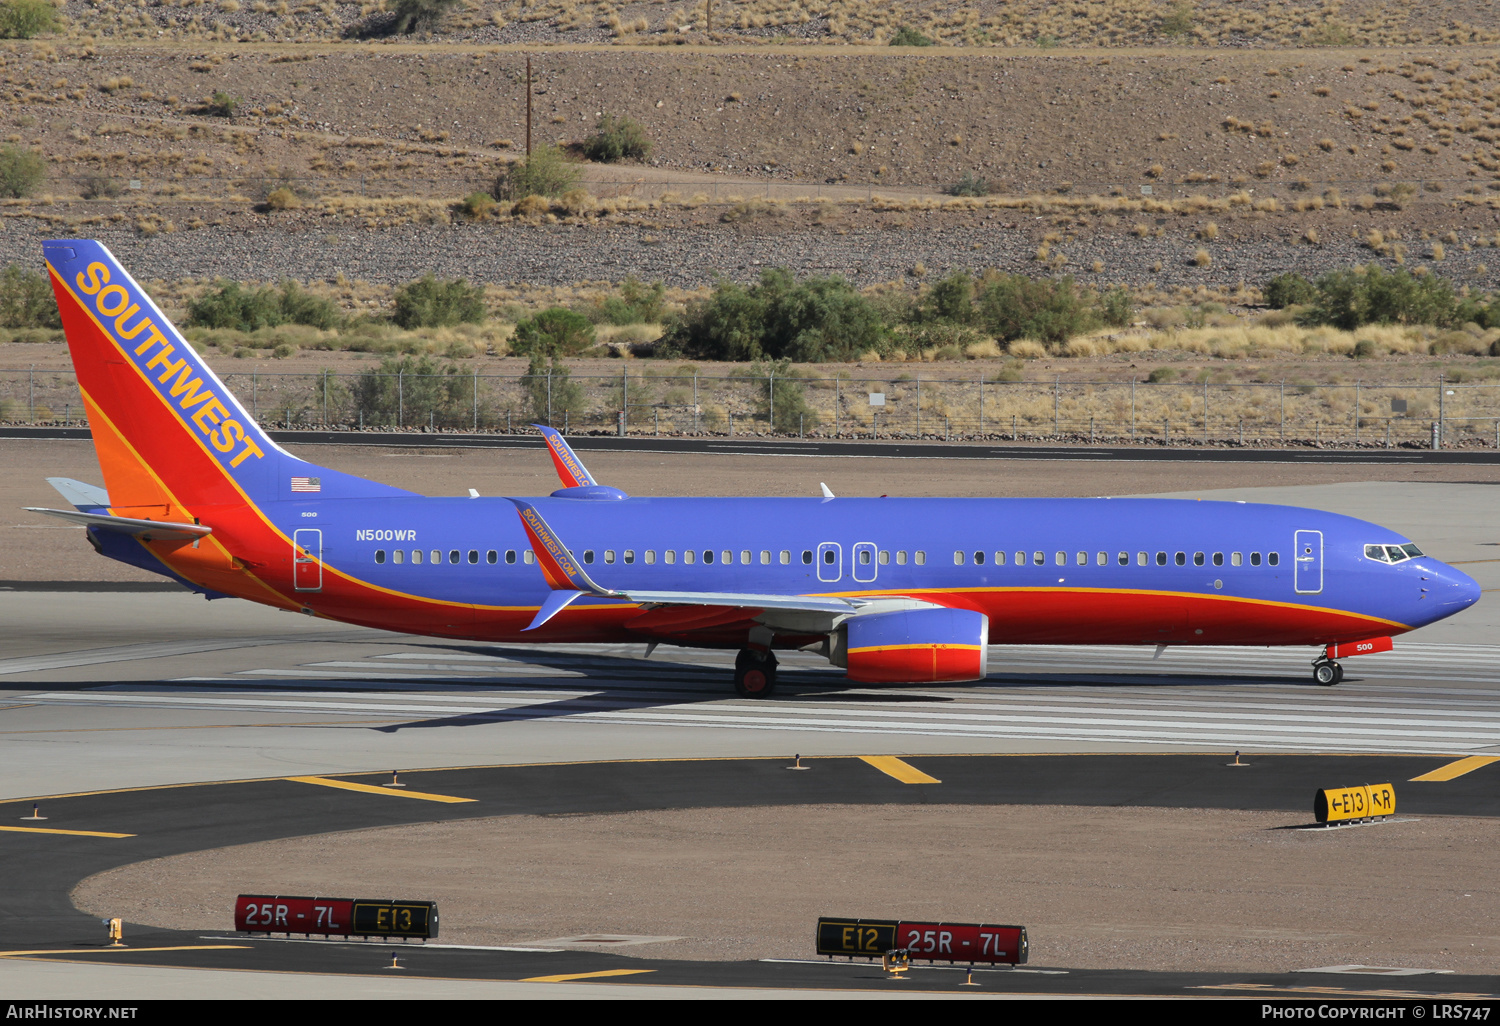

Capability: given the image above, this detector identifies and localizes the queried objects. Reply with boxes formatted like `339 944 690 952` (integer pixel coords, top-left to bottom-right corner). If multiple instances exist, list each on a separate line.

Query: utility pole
525 54 533 156
705 0 712 34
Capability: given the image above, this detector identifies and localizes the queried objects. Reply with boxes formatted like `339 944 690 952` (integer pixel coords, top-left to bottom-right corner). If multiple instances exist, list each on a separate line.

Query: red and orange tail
43 239 407 520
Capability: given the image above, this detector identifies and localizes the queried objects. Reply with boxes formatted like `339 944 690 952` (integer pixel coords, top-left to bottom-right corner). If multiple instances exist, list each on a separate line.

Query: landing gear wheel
1313 660 1342 686
734 648 778 698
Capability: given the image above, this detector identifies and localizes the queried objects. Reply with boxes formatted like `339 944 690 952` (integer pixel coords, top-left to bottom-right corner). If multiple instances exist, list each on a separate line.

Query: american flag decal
291 477 321 493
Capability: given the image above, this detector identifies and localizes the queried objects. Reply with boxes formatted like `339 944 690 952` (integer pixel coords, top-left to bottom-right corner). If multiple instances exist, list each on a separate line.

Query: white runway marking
17 643 1500 756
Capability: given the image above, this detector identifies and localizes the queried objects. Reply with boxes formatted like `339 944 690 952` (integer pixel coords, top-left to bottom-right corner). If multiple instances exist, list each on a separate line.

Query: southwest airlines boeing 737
26 240 1482 696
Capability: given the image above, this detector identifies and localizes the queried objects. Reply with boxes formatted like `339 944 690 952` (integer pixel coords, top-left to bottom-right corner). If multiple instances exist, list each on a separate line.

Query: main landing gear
1313 658 1344 686
734 647 779 698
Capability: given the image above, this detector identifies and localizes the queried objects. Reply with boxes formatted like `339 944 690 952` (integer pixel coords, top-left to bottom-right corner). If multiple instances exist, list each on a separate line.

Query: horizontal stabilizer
47 477 110 511
24 506 212 541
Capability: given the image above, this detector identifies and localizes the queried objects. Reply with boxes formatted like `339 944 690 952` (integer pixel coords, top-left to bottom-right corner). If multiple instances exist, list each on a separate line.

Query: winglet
508 498 616 597
524 589 586 631
534 424 597 488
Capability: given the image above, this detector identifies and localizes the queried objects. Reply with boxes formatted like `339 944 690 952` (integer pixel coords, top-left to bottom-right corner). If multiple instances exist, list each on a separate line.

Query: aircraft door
293 528 323 592
1293 530 1323 595
817 542 842 583
851 541 878 583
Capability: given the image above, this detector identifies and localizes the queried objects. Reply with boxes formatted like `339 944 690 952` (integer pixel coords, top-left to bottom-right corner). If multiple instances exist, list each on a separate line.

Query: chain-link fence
3 367 1497 448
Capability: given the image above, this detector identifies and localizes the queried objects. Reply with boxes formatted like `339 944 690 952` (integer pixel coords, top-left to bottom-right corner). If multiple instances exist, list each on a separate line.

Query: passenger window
915 551 927 565
1118 552 1128 566
524 549 535 564
1076 551 1086 566
1175 552 1186 566
1193 552 1204 566
1016 551 1026 566
431 549 441 565
1096 552 1106 566
1250 552 1261 566
802 550 813 564
995 551 1007 566
896 551 908 565
1268 552 1280 566
720 549 730 565
604 550 615 564
1231 552 1242 566
1156 552 1167 565
505 550 516 564
761 550 772 564
666 550 677 565
741 550 752 565
645 550 656 564
413 549 424 564
624 550 635 564
879 550 890 565
468 550 479 564
955 551 966 565
779 550 790 564
583 550 595 564
1137 552 1147 566
393 549 405 564
449 550 460 564
1212 552 1223 566
487 550 497 564
1054 551 1066 566
684 550 696 565
823 550 835 565
1033 551 1044 566
704 550 715 564
375 549 385 564
862 549 874 565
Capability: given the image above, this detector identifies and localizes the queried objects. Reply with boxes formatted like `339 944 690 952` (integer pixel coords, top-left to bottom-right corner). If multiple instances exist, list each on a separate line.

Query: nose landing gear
734 648 779 698
1313 658 1343 686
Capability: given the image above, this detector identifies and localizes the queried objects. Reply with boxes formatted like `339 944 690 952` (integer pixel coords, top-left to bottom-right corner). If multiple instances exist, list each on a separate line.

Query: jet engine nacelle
839 607 990 684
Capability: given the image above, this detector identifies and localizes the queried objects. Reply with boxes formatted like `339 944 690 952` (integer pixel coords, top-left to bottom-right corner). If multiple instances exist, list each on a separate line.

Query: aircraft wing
23 507 212 542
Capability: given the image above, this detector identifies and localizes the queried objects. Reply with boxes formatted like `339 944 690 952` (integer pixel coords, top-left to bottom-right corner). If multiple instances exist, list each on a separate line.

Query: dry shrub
1192 249 1212 267
265 187 300 210
965 339 1003 359
1199 222 1219 241
1304 228 1320 245
1007 339 1047 359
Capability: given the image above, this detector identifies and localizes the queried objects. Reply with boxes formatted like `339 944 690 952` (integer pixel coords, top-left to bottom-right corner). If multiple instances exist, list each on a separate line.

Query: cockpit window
1369 543 1424 564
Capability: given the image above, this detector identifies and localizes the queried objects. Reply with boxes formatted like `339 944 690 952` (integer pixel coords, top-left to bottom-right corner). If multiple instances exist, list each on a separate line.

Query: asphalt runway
4 754 1498 999
1 464 1497 997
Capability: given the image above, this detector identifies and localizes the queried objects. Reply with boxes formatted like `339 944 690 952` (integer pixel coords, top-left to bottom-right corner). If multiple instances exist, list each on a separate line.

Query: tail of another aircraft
43 239 406 522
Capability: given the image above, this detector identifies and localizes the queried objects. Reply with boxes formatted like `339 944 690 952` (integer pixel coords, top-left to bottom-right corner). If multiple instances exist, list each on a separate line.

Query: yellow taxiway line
0 945 249 957
859 755 941 784
521 969 657 983
286 776 476 803
0 825 134 838
1408 755 1500 782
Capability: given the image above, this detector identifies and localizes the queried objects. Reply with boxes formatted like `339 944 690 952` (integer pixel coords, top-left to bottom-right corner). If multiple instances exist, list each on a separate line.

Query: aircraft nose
1435 564 1482 612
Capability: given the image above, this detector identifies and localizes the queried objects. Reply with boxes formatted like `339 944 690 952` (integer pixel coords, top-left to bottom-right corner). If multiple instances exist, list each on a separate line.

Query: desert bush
0 265 60 329
188 281 340 332
510 307 596 357
888 321 990 355
590 275 665 325
458 191 497 220
976 274 1101 345
919 270 976 324
494 145 580 200
520 353 584 422
351 354 476 427
753 358 819 432
889 26 933 46
392 275 486 329
1302 265 1461 330
79 176 123 200
1100 286 1134 327
390 0 459 34
662 268 887 363
264 187 300 211
1159 3 1194 37
583 114 651 163
0 0 57 39
203 91 239 118
1265 272 1316 308
0 145 45 198
946 172 989 198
